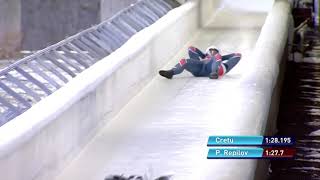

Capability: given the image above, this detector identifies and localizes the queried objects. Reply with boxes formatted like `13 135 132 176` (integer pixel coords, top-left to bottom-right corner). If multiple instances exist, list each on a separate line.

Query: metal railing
0 0 180 126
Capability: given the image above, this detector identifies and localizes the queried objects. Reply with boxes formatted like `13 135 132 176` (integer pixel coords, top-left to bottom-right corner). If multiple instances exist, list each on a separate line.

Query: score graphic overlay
207 136 296 159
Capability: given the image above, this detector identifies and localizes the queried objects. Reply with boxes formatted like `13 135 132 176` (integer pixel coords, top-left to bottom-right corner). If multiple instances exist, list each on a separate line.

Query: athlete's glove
209 72 219 79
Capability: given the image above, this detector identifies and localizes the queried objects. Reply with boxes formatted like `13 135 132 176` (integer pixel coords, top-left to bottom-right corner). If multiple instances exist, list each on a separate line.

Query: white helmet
206 45 219 54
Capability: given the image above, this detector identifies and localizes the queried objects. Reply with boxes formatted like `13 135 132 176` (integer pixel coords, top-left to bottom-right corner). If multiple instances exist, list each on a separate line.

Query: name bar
207 136 295 146
207 147 295 159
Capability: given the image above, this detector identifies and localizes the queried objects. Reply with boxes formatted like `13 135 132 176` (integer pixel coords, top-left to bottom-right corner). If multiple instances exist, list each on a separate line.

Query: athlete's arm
208 53 223 79
189 46 206 59
222 53 242 61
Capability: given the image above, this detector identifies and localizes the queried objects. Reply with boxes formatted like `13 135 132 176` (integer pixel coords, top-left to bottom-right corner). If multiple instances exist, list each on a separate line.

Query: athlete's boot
159 70 174 79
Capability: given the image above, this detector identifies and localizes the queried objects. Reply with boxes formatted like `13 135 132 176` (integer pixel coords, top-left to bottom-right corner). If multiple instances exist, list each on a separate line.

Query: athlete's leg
159 58 204 78
172 58 204 75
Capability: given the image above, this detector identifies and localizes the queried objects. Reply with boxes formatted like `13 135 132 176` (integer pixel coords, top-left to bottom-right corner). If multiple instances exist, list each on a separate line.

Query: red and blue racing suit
171 46 242 78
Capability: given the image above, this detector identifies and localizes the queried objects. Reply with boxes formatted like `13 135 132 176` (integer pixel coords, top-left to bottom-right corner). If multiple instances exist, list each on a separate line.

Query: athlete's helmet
206 45 219 54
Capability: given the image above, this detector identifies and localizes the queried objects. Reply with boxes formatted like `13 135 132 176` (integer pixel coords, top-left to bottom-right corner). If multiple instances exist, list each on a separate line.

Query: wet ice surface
55 2 270 180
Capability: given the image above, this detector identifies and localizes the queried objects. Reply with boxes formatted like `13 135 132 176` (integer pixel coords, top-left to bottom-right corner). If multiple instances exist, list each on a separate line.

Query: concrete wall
0 0 21 58
1 0 183 54
100 0 137 21
21 0 101 50
21 0 140 50
0 2 199 180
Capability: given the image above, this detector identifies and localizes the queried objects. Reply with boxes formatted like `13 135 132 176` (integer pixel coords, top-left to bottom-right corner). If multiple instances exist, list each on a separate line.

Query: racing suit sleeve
189 46 206 59
209 53 222 79
222 53 235 61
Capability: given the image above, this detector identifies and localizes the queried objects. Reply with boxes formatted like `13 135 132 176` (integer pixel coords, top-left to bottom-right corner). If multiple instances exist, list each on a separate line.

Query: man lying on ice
159 46 242 79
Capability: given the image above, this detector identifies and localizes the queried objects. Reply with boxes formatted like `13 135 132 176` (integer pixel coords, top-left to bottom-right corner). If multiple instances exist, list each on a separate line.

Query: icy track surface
56 2 273 180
